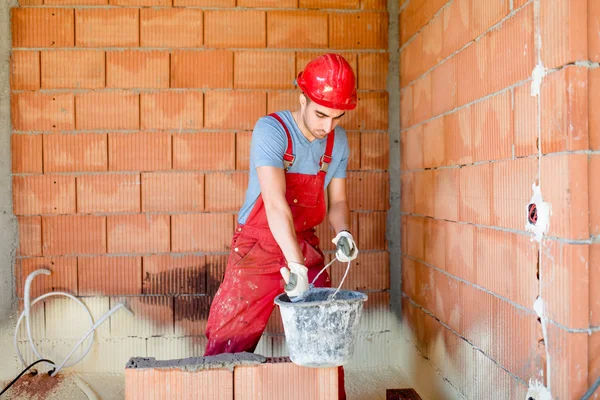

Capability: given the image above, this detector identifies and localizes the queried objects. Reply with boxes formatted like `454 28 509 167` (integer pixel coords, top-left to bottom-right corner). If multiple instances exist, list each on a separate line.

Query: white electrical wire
330 260 351 299
14 269 132 377
73 375 99 400
310 257 337 287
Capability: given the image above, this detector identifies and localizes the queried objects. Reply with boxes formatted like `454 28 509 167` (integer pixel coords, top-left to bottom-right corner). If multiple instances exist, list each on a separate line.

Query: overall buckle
319 155 331 173
283 153 295 170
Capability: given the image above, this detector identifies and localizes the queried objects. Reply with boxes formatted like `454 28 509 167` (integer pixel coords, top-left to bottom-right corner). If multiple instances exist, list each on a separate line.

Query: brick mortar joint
11 47 390 53
398 213 539 237
397 0 451 54
11 171 390 178
400 293 529 387
400 79 530 131
399 0 538 88
16 249 390 259
402 256 599 334
399 154 540 172
396 331 466 396
11 130 389 135
542 319 600 335
401 42 599 103
398 214 598 245
10 88 389 94
18 294 215 300
15 5 388 12
401 253 537 315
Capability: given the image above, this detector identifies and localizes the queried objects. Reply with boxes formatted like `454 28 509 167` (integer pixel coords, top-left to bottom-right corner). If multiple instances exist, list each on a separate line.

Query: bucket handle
310 258 352 301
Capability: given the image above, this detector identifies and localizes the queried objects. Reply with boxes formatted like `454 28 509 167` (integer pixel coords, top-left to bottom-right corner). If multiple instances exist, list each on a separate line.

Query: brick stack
124 354 339 399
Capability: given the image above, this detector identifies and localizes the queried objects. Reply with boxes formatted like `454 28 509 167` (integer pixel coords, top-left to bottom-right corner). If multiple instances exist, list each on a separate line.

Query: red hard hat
296 53 357 111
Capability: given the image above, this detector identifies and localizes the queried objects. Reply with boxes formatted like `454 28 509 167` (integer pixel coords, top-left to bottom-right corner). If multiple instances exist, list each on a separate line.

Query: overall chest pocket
286 190 319 209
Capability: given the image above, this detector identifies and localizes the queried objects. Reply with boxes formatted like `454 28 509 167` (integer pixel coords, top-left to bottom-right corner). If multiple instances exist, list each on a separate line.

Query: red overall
204 113 346 399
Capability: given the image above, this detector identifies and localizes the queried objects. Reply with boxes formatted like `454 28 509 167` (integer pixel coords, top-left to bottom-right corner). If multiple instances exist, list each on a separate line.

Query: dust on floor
0 373 124 400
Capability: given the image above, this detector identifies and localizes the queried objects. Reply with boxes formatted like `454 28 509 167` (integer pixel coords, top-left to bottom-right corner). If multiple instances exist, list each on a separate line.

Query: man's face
300 96 346 141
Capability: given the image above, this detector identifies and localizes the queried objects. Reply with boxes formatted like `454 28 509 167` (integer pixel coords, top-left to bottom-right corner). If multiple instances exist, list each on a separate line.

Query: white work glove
332 231 358 262
280 262 309 302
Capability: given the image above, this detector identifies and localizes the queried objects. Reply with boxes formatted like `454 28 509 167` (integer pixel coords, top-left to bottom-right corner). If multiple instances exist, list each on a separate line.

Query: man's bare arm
256 166 304 264
327 177 351 234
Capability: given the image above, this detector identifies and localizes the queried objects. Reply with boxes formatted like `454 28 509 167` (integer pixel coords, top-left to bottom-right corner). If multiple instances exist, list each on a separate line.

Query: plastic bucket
274 288 368 368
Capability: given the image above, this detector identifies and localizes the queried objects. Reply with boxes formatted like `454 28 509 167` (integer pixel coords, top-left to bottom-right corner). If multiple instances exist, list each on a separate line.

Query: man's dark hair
302 92 311 104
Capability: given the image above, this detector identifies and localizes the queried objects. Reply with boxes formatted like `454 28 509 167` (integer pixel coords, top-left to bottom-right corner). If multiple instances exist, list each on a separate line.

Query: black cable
0 359 54 398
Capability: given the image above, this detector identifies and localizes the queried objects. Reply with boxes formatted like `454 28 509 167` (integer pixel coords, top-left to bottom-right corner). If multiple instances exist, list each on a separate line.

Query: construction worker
204 53 359 399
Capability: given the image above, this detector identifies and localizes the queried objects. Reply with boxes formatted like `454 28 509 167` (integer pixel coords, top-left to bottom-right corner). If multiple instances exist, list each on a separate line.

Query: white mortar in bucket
274 286 368 368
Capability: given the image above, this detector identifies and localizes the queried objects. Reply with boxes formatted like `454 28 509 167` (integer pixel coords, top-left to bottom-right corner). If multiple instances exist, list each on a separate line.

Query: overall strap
318 130 335 176
268 113 295 171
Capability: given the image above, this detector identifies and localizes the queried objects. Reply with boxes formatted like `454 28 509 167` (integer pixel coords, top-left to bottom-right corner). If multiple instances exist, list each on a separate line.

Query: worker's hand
280 262 309 302
332 231 358 262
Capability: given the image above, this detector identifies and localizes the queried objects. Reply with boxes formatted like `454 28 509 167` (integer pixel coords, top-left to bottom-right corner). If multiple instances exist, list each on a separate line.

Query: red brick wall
10 0 390 363
400 0 599 398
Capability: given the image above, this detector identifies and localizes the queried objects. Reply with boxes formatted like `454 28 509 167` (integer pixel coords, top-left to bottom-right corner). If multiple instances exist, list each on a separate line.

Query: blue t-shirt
237 110 350 224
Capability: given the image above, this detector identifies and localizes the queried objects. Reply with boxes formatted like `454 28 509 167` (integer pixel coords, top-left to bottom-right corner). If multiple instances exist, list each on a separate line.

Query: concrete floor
345 366 412 400
0 366 413 400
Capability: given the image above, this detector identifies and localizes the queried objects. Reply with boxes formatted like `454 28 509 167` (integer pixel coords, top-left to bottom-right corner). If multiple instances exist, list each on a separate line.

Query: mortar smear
526 379 552 400
125 352 267 372
530 63 546 97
